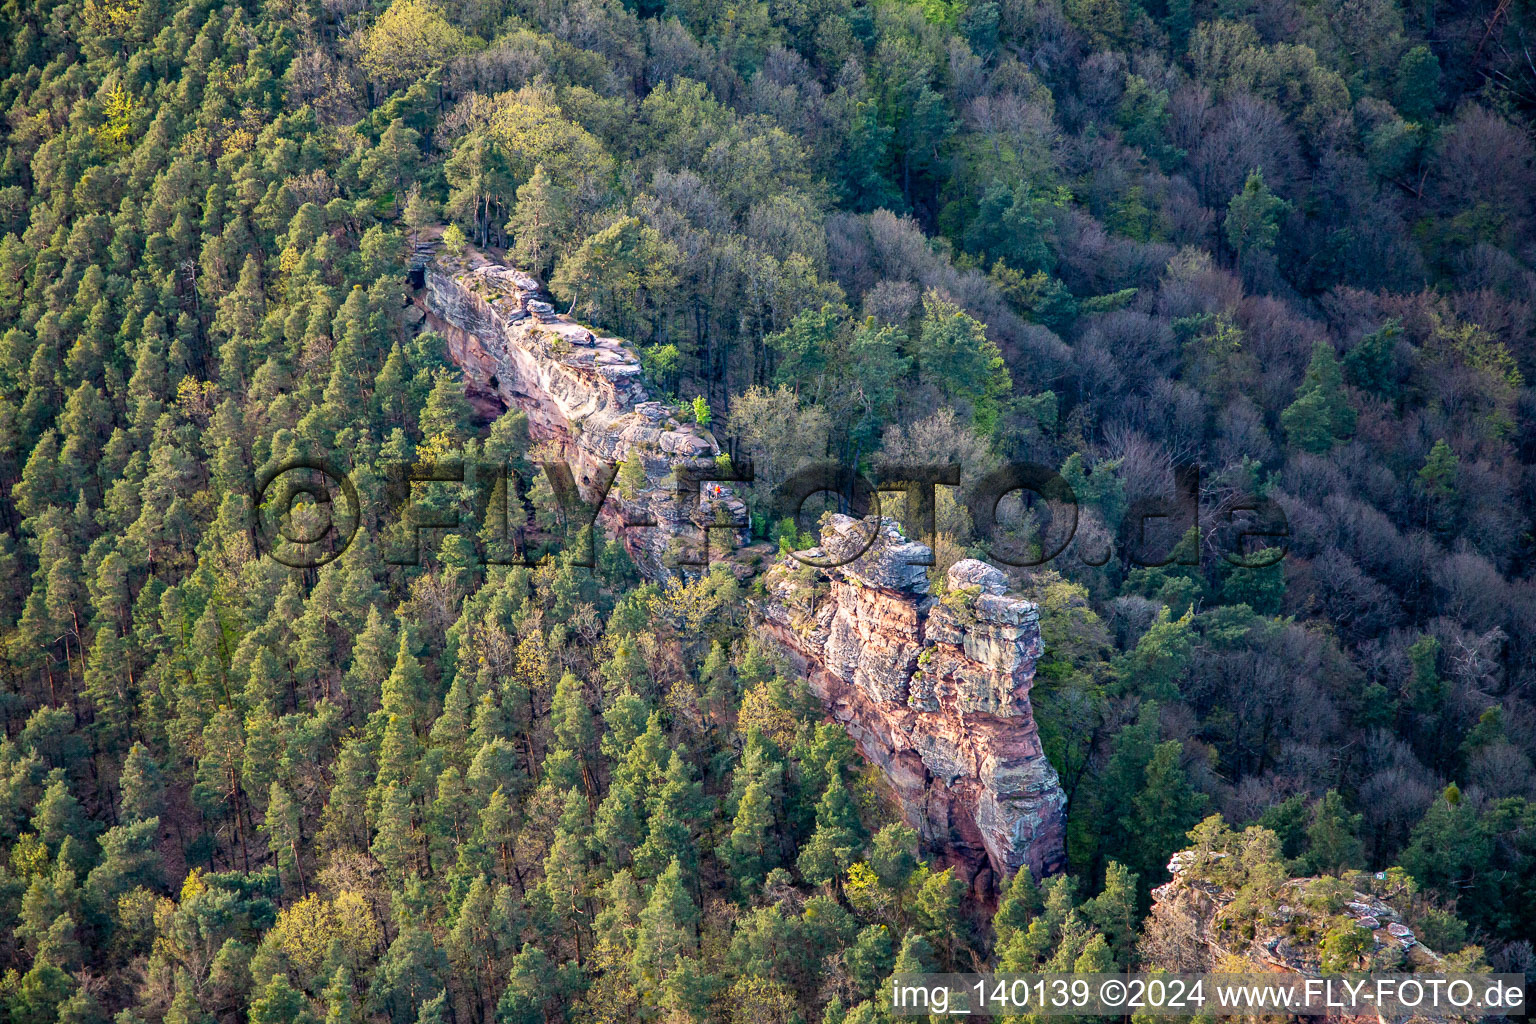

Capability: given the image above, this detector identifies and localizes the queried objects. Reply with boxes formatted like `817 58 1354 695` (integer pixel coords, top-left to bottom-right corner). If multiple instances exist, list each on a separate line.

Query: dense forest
2 0 1536 1015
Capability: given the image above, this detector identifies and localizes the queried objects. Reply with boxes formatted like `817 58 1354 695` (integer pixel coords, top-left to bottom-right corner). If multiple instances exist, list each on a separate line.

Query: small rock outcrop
1145 846 1448 978
756 515 1068 888
410 245 749 578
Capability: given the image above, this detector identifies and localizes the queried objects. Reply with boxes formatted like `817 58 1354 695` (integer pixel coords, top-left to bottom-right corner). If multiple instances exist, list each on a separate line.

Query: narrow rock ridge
409 245 750 579
757 515 1067 888
412 247 1068 888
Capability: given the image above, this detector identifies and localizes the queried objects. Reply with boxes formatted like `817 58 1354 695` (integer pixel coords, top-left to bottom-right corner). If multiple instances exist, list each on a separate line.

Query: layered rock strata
413 248 1068 888
410 247 749 578
756 515 1068 887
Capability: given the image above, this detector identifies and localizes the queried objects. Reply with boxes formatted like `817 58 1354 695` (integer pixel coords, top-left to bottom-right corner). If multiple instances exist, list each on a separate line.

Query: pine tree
476 786 520 884
632 858 698 987
723 779 777 894
509 164 566 277
380 630 429 732
32 776 89 854
540 788 595 961
913 867 964 969
418 367 473 443
403 185 436 254
411 991 446 1024
322 966 359 1024
1417 438 1459 500
1224 168 1290 257
1081 861 1139 967
595 777 645 870
368 927 448 1024
1125 742 1209 884
1343 320 1400 399
548 671 595 794
634 751 704 881
797 772 865 886
593 869 643 962
1394 45 1442 121
429 768 475 871
120 742 166 821
1303 790 1364 875
880 930 936 1017
371 782 420 880
317 738 375 856
993 868 1042 949
446 875 498 1017
496 946 556 1024
249 974 319 1024
1281 342 1356 453
84 817 162 915
845 925 894 999
262 782 307 896
617 452 648 500
362 120 424 212
913 293 1011 434
427 674 472 766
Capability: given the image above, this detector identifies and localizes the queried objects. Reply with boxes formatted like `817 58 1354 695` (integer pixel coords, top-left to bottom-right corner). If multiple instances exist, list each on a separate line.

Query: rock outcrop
1145 847 1448 977
756 515 1068 888
413 245 1068 890
410 245 749 578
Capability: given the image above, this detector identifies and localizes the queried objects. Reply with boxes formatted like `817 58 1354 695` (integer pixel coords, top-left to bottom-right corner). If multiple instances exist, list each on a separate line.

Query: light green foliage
440 223 467 255
914 294 1012 434
1319 921 1373 972
360 0 474 91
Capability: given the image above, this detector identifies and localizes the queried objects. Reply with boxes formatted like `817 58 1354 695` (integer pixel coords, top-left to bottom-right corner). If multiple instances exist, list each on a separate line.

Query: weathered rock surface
757 515 1068 889
412 247 1068 890
410 246 749 578
1146 847 1448 982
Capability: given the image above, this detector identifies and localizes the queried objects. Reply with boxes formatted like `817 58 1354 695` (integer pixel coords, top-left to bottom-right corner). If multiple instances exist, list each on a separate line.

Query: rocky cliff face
414 248 1068 890
757 515 1067 889
410 247 749 578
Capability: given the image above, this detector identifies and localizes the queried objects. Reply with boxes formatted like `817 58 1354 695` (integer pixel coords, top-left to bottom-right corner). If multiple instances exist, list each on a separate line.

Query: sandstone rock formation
410 246 749 578
413 246 1068 890
1145 847 1447 976
756 515 1068 889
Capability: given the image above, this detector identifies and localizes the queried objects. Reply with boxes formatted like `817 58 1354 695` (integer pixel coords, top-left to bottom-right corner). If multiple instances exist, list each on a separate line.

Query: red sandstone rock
410 252 749 578
757 516 1068 889
1145 849 1450 1022
413 249 1068 891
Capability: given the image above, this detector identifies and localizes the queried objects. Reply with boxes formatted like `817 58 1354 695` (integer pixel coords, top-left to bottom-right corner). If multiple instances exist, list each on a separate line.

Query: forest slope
2 0 1536 1017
